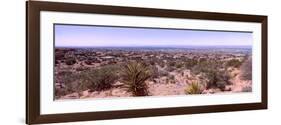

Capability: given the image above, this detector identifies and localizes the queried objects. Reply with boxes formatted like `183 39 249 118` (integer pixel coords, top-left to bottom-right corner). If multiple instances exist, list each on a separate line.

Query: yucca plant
121 62 151 96
185 81 203 94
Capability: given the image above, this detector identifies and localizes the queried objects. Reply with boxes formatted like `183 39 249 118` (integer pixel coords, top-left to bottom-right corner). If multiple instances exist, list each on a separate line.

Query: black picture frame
26 1 267 124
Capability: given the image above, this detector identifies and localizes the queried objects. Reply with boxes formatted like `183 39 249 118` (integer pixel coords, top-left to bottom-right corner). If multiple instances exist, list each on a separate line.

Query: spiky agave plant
185 81 203 94
121 62 151 96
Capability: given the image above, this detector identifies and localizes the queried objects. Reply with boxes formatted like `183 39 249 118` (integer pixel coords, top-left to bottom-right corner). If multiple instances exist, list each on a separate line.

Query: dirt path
228 69 252 92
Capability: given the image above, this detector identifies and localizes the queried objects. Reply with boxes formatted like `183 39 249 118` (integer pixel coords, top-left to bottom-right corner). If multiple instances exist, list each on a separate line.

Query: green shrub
84 59 93 65
191 60 218 75
168 74 175 80
185 59 198 69
203 69 231 90
226 59 242 68
185 81 203 94
166 65 176 72
159 70 169 77
159 62 165 68
55 65 120 97
191 60 231 90
65 57 76 65
199 58 207 63
242 86 252 92
149 60 156 65
80 65 119 91
151 65 169 79
55 88 68 99
175 62 184 69
75 67 89 72
121 62 151 96
55 71 81 97
168 61 176 67
150 66 159 79
167 75 176 84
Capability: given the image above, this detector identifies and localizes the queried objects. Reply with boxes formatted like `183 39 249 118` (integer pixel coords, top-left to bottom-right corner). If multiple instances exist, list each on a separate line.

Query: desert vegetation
185 81 203 94
54 47 252 100
121 62 151 96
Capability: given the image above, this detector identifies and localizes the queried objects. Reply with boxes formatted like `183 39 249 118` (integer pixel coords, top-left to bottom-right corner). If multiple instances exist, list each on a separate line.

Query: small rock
224 87 232 91
81 89 91 96
80 95 89 99
61 93 79 99
114 81 124 86
95 92 107 98
202 89 215 94
89 91 99 97
111 89 122 96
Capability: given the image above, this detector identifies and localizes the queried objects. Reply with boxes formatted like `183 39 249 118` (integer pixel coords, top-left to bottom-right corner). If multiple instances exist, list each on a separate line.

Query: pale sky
55 24 253 47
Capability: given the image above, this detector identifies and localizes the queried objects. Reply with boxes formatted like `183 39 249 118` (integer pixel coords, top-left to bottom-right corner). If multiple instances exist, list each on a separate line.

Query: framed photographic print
26 1 268 124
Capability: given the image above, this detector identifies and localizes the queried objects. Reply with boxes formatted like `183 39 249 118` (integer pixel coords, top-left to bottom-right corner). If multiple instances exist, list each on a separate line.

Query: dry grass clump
185 81 203 94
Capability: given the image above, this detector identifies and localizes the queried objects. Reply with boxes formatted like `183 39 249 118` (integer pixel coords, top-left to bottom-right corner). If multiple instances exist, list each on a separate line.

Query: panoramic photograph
54 24 253 100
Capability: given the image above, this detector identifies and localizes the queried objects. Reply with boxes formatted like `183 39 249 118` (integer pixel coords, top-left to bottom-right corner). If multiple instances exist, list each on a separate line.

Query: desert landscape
54 24 253 100
54 46 252 100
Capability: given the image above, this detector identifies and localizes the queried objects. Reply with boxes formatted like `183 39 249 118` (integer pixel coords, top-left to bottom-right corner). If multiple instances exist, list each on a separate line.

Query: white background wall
0 0 280 124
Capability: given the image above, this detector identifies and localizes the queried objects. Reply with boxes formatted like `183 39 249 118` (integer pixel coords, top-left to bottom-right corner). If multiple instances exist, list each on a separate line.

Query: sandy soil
227 68 252 92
